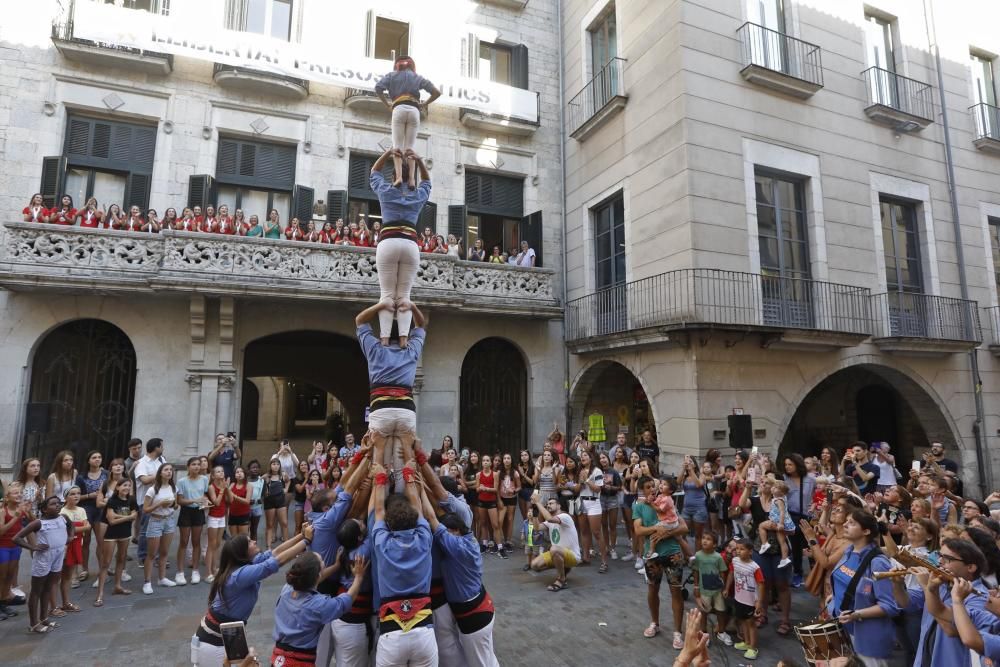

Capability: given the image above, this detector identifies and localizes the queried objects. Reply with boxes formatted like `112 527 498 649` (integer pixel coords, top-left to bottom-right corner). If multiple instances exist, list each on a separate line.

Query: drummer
826 510 900 666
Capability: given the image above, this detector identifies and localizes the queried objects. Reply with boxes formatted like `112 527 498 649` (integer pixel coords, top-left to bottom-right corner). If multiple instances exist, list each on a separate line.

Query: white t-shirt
582 467 604 499
271 452 298 479
144 485 177 518
874 457 896 486
133 454 164 503
543 513 581 560
516 247 536 266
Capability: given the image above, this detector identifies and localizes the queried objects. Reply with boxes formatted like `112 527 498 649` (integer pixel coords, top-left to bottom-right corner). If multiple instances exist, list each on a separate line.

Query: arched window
460 338 527 458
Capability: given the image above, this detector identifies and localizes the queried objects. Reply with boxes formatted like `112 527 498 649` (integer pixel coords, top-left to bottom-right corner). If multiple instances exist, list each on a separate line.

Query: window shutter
511 44 529 90
125 173 151 211
273 145 296 188
365 10 376 57
240 143 257 177
39 156 68 209
65 118 91 158
132 126 157 170
110 124 132 163
216 137 296 189
292 185 314 224
521 210 542 267
448 205 467 244
419 202 438 235
188 174 216 209
218 139 239 178
348 154 371 197
326 190 348 222
467 33 481 78
465 171 524 217
91 122 112 159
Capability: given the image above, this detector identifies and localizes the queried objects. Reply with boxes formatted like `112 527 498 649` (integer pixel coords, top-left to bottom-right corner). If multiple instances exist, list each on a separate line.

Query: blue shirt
308 486 353 565
432 494 475 579
370 171 431 224
433 524 483 603
366 511 381 609
374 70 435 101
784 475 816 516
210 552 280 621
983 632 1000 666
176 475 209 510
212 447 238 481
913 580 993 667
372 517 432 600
357 324 425 388
826 545 900 658
273 584 353 650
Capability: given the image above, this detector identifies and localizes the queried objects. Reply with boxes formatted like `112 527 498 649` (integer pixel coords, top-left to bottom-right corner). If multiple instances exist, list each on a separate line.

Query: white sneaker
759 543 771 555
717 632 734 646
92 578 100 589
191 570 201 585
778 558 792 569
159 577 177 587
11 587 25 598
609 549 618 560
121 571 132 582
142 582 153 595
205 574 215 584
175 572 187 586
634 557 645 571
622 551 635 563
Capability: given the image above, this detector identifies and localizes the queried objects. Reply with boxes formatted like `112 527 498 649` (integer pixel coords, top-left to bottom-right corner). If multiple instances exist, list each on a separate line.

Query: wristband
402 467 416 484
374 472 389 487
415 450 427 467
351 451 365 466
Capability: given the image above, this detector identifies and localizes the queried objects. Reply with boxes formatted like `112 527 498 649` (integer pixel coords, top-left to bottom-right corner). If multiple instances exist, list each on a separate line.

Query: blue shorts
145 515 176 538
681 505 709 524
0 546 21 564
251 504 263 518
753 550 792 585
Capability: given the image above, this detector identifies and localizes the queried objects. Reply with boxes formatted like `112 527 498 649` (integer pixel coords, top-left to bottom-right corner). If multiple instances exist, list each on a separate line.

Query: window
880 198 922 294
64 168 127 210
465 214 521 256
755 171 809 280
478 42 512 85
215 137 296 219
594 194 625 289
989 217 1000 292
746 0 787 72
226 0 292 41
105 0 170 14
864 14 896 72
372 16 409 59
346 153 392 226
971 53 998 107
589 8 617 76
217 186 290 221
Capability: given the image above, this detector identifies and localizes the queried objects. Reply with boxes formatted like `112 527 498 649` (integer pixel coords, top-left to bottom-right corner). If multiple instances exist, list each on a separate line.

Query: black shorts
733 601 757 620
229 514 250 526
177 506 206 528
478 500 497 510
501 497 516 507
264 494 286 510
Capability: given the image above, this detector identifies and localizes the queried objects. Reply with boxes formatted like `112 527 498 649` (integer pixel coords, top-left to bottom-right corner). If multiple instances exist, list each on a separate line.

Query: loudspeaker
25 403 51 434
728 414 753 449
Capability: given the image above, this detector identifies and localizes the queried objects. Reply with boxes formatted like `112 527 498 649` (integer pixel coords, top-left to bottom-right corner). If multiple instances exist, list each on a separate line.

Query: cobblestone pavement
0 543 908 666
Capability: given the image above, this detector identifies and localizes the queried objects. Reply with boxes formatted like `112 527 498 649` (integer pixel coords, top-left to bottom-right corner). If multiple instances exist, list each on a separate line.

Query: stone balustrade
0 223 561 317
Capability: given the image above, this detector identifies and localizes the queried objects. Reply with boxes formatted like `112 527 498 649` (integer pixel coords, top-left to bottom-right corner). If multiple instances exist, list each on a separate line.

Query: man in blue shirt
356 299 427 483
951 576 1000 665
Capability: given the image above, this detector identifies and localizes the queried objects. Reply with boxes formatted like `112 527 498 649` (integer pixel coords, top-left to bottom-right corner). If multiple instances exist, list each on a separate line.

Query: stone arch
569 359 659 447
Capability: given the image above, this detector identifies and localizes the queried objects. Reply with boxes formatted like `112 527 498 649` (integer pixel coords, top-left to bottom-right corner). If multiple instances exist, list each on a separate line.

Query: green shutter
465 170 524 217
326 190 348 222
293 185 314 224
64 115 157 171
521 210 542 267
511 44 529 90
188 174 216 209
448 205 467 244
419 202 438 235
216 137 296 189
39 156 68 209
125 173 151 211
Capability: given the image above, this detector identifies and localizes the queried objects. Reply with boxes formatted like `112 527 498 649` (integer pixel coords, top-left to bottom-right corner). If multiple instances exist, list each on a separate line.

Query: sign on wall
69 2 539 124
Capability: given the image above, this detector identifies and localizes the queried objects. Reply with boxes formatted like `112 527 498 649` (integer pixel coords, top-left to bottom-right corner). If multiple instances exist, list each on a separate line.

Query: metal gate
460 338 527 458
24 319 136 469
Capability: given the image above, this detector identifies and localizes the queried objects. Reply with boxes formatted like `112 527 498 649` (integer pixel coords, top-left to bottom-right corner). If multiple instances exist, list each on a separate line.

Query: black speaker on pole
728 414 752 449
25 403 51 434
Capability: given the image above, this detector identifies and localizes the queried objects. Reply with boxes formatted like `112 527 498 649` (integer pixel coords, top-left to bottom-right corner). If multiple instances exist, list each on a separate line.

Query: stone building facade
562 0 1000 493
0 0 565 470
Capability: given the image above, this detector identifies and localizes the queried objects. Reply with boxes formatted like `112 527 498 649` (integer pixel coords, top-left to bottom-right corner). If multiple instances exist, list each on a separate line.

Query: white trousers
315 621 336 667
458 619 499 667
331 619 372 667
191 636 226 666
391 105 420 151
376 626 438 667
369 408 417 478
375 238 419 339
433 605 466 667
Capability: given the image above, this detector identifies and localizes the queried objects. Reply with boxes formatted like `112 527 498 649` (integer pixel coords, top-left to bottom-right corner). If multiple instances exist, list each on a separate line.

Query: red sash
378 596 432 632
270 644 316 667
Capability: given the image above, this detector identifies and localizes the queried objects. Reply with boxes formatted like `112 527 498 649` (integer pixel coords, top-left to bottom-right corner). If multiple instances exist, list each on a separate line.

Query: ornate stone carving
3 225 161 270
218 375 236 391
185 374 203 390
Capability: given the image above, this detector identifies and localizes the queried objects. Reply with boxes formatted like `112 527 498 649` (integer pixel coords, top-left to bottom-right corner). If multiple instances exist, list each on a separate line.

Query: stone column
185 374 203 457
216 374 235 435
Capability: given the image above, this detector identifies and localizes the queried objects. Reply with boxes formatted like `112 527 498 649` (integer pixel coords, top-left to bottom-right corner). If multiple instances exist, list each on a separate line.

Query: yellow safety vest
587 413 607 442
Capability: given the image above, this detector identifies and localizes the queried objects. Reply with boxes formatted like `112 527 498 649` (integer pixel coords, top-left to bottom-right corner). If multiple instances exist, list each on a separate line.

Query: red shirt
50 208 77 225
177 217 199 232
208 482 228 518
23 206 46 223
286 227 304 241
229 483 251 517
420 236 435 252
216 217 236 235
477 471 498 503
77 210 102 228
199 216 216 233
123 216 144 232
0 507 21 548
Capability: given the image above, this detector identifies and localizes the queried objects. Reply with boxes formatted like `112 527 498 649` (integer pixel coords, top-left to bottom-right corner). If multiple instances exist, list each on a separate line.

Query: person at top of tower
374 55 441 189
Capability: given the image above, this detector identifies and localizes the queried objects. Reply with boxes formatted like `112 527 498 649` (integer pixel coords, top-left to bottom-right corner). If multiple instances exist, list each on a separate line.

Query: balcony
870 292 981 355
565 269 873 353
971 103 1000 154
862 67 934 131
983 306 1000 356
0 223 560 318
737 23 823 99
459 108 540 137
50 20 173 75
568 57 627 141
344 88 391 115
213 64 309 101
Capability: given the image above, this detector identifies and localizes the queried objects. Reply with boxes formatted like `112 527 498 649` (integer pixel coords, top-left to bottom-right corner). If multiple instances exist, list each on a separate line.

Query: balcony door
593 194 626 334
588 7 618 115
755 171 812 328
865 14 898 108
972 54 998 138
881 198 925 336
748 0 787 73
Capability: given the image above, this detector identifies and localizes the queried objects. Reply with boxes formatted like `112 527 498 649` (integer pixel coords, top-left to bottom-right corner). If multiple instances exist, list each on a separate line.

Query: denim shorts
251 504 263 518
681 505 709 524
146 515 176 538
0 546 21 564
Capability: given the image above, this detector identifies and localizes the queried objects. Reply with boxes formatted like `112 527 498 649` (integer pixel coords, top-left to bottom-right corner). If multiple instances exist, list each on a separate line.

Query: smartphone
747 465 759 483
825 488 833 504
751 446 759 456
220 621 250 661
911 460 921 472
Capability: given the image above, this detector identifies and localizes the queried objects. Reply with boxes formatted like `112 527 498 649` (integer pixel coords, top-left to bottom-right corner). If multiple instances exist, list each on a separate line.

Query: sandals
62 603 81 612
598 562 609 574
546 579 567 592
29 623 51 634
42 619 60 628
93 598 104 608
755 613 768 628
48 608 66 618
777 621 792 636
643 623 660 638
112 587 132 596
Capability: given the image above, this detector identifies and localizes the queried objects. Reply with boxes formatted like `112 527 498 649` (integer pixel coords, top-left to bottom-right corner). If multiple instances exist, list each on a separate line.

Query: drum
794 621 854 666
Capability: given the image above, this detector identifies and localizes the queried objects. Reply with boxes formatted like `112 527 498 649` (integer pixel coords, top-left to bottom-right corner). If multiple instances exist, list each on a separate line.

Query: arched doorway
778 364 956 472
460 338 527 458
569 360 655 452
240 379 260 441
23 319 137 470
241 331 367 457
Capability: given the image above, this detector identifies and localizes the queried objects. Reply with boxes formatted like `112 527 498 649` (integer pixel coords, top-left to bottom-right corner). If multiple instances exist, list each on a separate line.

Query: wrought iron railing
565 269 872 342
51 18 173 61
862 66 934 121
213 63 309 91
568 57 626 136
870 292 981 342
971 102 1000 142
737 22 823 87
985 306 1000 346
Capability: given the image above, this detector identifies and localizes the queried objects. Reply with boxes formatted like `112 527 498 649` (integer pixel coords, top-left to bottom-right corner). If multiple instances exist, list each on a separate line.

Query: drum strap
838 546 882 615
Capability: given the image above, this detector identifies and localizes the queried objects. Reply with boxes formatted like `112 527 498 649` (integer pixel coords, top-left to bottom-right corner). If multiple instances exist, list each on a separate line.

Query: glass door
755 172 812 328
880 198 925 337
748 0 787 73
865 15 897 108
589 11 618 113
972 54 998 138
594 195 626 334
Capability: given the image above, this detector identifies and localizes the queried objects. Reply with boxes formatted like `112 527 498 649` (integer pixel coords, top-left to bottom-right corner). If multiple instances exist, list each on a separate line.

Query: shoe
744 648 759 660
673 632 684 650
175 572 187 586
522 564 531 571
590 548 598 558
205 574 215 584
778 558 792 569
643 622 659 638
792 574 803 588
142 582 153 595
758 544 771 554
121 571 132 582
92 578 99 589
488 542 497 554
734 641 750 651
11 587 25 598
622 551 634 563
634 557 645 571
479 543 487 554
498 548 509 560
716 632 733 646
191 571 201 585
70 580 80 589
159 577 177 587
610 549 618 560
